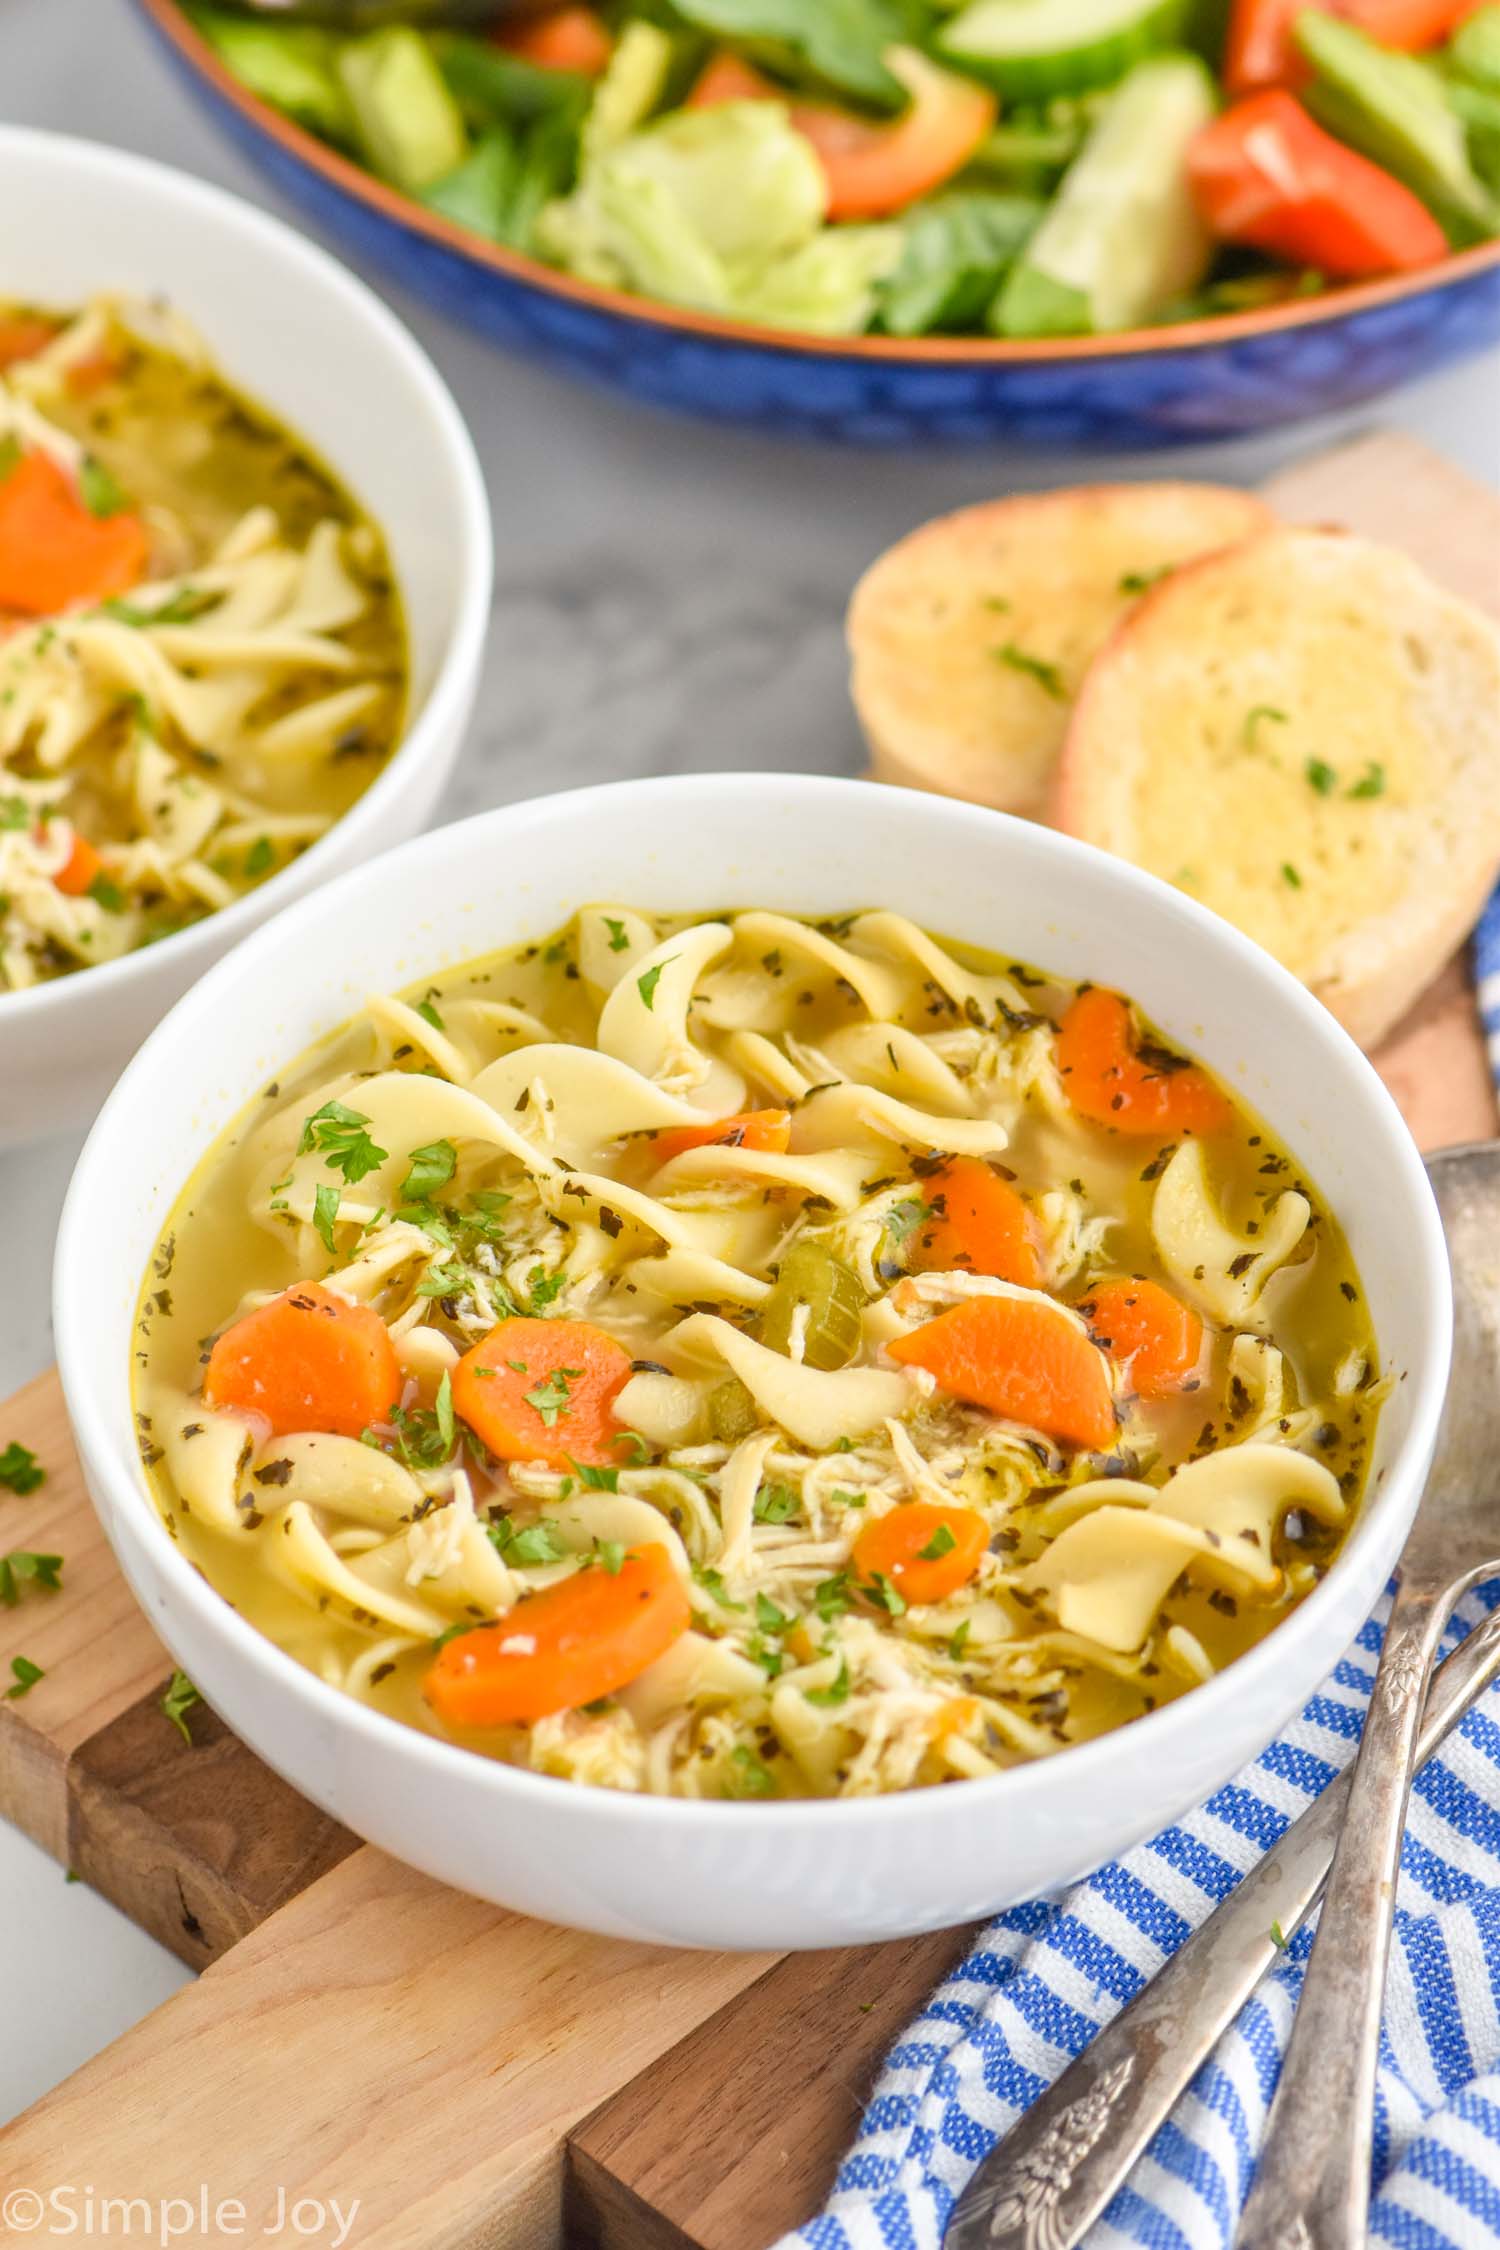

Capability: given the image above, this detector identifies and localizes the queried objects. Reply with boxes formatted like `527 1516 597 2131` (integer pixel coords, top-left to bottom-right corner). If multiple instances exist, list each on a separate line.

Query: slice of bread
1053 528 1500 1050
848 483 1272 817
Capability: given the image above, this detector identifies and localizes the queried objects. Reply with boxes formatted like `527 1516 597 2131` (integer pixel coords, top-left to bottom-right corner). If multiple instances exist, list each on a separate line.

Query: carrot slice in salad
496 6 612 75
203 1281 401 1439
0 314 59 370
913 1158 1041 1287
888 1295 1116 1451
453 1316 633 1469
0 450 147 616
1056 989 1231 1138
852 1499 989 1608
1077 1278 1204 1399
689 44 994 220
52 833 103 898
651 1107 792 1164
424 1543 689 1726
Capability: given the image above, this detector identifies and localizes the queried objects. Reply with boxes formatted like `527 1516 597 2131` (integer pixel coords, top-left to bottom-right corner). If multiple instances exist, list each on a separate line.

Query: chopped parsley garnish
613 1430 651 1465
725 1745 775 1799
0 1549 63 1604
415 996 446 1031
101 584 217 628
947 1619 972 1662
528 1266 567 1312
1118 566 1171 596
694 1565 745 1610
1348 762 1386 799
572 1461 619 1491
298 1101 388 1185
524 1367 581 1427
312 1183 341 1257
486 1516 565 1567
376 1385 456 1473
883 1197 930 1248
861 1570 907 1618
433 1369 455 1455
400 1139 457 1204
1242 705 1289 748
161 1669 201 1744
752 1481 799 1525
917 1523 957 1562
1304 758 1337 796
994 642 1065 701
593 1539 626 1576
603 916 630 953
5 1655 44 1700
755 1591 792 1635
78 455 129 518
637 958 674 1011
813 1571 853 1619
830 1486 866 1510
0 795 31 831
0 1442 45 1495
804 1656 851 1707
86 872 127 914
244 835 275 879
1281 862 1303 889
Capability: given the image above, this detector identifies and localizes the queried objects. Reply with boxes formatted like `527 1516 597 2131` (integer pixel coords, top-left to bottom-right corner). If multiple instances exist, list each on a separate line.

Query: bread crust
848 482 1272 818
1052 528 1500 1049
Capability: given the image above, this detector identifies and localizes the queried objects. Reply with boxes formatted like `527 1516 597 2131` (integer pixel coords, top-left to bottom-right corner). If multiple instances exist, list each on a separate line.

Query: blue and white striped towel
778 899 1500 2250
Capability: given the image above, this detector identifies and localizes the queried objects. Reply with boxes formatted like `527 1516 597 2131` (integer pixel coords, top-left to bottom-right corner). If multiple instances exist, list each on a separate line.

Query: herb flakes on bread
1052 528 1500 1049
848 482 1272 816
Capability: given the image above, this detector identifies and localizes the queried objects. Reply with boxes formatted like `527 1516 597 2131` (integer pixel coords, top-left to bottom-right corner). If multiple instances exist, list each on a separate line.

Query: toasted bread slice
848 483 1272 817
1053 528 1500 1049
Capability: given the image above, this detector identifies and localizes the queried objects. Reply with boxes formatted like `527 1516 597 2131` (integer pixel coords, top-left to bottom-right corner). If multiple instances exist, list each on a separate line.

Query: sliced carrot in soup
203 1281 401 1439
52 833 103 898
852 1499 988 1607
0 450 148 615
888 1294 1116 1451
913 1158 1041 1286
1078 1277 1204 1398
1057 989 1230 1137
651 1108 792 1163
453 1316 634 1470
424 1544 689 1726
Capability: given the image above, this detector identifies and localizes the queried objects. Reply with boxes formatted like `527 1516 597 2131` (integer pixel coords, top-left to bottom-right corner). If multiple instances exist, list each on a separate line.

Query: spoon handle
947 1598 1500 2250
1235 1579 1451 2249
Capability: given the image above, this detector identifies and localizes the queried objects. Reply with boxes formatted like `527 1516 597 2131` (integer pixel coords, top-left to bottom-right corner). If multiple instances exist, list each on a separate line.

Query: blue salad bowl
138 0 1500 449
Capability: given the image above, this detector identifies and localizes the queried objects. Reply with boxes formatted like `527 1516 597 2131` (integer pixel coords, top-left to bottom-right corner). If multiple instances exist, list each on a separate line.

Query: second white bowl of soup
55 774 1449 1949
0 128 489 1146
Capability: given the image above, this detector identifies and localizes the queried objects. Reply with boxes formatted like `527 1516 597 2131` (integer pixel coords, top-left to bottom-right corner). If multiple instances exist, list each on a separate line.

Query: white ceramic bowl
0 126 491 1148
55 775 1451 1951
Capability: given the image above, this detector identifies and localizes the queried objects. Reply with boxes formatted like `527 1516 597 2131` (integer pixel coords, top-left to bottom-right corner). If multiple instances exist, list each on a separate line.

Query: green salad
184 0 1500 338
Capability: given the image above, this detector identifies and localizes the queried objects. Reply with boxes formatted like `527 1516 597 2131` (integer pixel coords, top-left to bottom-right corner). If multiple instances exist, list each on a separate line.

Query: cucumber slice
337 27 469 196
993 53 1216 336
189 10 354 144
1296 12 1498 248
938 0 1191 100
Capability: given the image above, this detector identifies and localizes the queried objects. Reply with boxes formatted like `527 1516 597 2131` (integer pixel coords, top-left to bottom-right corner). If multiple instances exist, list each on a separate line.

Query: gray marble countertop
3 0 1499 2142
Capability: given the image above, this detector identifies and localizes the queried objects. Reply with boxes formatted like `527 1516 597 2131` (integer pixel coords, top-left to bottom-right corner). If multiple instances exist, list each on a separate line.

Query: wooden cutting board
0 431 1495 2250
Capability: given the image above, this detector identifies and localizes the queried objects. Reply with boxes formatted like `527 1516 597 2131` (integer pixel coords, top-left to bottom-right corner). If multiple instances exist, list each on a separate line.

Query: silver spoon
949 1139 1500 2250
1237 1139 1500 2249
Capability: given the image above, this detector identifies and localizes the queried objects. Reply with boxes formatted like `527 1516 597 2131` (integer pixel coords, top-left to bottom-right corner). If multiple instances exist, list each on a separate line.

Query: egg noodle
0 295 404 990
135 907 1381 1800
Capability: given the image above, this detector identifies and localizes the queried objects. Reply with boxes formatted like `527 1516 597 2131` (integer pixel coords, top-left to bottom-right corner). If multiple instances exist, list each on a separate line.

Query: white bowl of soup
0 127 490 1146
54 773 1449 1950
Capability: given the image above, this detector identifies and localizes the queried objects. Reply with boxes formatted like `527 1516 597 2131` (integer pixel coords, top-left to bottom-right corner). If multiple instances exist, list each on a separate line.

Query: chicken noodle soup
136 908 1380 1800
0 294 405 989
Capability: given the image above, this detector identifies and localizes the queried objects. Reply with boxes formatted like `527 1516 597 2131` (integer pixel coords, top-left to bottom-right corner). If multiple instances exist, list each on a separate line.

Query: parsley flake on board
1119 566 1171 596
0 1442 45 1495
1281 862 1303 889
160 1670 201 1744
994 642 1065 701
0 1550 62 1604
5 1655 43 1700
1348 762 1386 799
1304 758 1337 796
297 1100 388 1185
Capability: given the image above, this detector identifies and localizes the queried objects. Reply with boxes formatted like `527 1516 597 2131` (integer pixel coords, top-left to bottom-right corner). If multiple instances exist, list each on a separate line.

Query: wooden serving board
1 432 1496 2250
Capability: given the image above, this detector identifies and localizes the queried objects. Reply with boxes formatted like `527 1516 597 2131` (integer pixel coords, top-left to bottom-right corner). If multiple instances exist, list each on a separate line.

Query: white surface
2 0 1497 2122
0 126 491 1146
56 774 1450 1948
